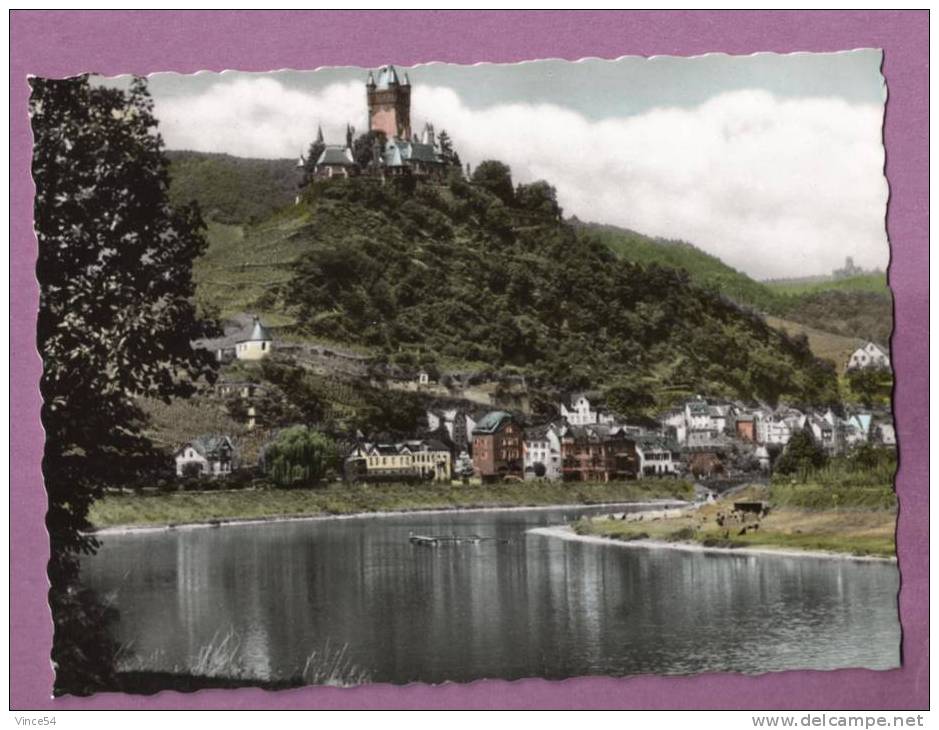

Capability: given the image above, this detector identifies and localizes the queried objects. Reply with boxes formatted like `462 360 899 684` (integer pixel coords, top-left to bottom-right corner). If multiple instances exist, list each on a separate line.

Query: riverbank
532 525 896 563
567 485 896 558
88 479 694 530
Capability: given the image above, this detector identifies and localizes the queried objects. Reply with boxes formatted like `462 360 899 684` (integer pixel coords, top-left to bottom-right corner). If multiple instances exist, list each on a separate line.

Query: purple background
10 11 928 710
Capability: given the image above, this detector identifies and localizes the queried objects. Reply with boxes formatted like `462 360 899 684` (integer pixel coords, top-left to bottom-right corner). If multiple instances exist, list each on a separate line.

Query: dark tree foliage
283 167 839 408
437 129 461 167
774 426 828 476
471 160 514 204
30 75 217 693
847 365 893 408
515 180 562 220
352 130 387 170
299 136 326 188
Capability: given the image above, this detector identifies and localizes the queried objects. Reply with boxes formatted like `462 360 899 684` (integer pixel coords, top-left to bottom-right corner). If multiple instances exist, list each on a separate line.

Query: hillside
573 222 779 313
166 150 298 225
764 273 889 296
185 169 842 411
580 221 893 345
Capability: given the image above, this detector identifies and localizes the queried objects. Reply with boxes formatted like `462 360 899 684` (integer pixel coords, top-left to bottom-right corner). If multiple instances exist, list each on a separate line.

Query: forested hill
576 221 893 346
192 165 840 409
572 221 780 313
166 151 297 225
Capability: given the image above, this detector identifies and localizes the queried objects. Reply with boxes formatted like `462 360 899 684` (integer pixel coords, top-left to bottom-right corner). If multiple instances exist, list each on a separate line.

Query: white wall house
524 424 562 480
175 435 235 478
560 393 615 426
236 317 274 361
635 437 680 476
847 342 891 370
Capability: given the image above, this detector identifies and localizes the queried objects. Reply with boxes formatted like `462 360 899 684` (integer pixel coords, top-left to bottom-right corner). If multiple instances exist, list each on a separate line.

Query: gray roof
316 145 355 166
180 434 234 459
383 139 441 167
373 65 405 89
473 411 515 435
238 317 272 343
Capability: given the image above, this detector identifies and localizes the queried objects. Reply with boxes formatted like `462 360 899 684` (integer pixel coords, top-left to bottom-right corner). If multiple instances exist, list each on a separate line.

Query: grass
766 273 889 296
574 484 896 558
115 629 370 691
765 315 863 373
88 479 694 529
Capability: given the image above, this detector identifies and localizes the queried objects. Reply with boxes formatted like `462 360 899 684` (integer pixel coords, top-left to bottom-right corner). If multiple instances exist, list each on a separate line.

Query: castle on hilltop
300 65 459 183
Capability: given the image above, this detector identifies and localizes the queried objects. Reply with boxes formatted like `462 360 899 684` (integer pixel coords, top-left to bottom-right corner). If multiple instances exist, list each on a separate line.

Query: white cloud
155 77 888 280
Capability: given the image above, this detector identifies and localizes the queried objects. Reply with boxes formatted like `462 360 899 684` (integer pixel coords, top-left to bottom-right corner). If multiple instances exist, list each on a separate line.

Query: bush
262 426 338 488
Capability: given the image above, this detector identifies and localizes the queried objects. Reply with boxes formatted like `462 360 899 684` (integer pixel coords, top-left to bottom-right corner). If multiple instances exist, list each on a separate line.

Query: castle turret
366 65 411 141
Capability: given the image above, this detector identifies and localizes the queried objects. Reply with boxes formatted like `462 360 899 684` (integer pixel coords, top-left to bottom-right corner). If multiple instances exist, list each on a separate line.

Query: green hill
166 150 298 225
765 273 889 296
578 221 892 346
573 221 779 313
187 169 841 409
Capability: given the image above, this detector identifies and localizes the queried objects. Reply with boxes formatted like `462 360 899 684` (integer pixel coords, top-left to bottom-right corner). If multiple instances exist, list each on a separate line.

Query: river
80 504 900 685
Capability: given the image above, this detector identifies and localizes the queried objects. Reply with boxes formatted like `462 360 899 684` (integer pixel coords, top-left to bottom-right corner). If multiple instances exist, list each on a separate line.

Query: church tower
366 65 411 141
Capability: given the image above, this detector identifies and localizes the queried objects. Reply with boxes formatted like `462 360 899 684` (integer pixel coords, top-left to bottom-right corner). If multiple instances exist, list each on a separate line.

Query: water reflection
81 505 900 684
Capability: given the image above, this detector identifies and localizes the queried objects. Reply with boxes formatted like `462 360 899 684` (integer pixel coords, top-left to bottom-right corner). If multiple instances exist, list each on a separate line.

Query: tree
774 426 827 476
437 129 461 167
847 366 893 407
515 180 562 219
262 426 338 487
30 75 218 692
471 160 514 204
352 130 387 170
299 126 326 188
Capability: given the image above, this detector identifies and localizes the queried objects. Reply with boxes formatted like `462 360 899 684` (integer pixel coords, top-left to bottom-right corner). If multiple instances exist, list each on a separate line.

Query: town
173 314 895 487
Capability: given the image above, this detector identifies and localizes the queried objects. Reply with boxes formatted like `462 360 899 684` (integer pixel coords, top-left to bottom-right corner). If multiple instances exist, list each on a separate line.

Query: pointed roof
238 317 272 343
316 125 324 143
316 145 356 166
375 65 402 89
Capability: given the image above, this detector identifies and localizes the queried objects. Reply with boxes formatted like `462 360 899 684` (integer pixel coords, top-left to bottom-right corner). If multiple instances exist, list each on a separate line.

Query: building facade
472 411 523 480
175 434 235 478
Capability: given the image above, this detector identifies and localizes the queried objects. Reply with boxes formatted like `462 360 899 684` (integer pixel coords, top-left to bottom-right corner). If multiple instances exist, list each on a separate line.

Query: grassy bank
89 479 694 530
574 485 896 558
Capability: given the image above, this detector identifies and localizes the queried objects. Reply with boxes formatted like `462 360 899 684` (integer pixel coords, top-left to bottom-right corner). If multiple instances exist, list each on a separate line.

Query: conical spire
316 125 324 144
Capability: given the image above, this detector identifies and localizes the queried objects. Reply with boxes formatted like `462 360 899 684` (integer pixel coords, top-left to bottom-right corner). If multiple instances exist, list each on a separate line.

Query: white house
634 436 680 477
873 421 897 446
235 317 274 361
175 435 235 478
523 424 563 480
847 342 891 371
560 392 615 426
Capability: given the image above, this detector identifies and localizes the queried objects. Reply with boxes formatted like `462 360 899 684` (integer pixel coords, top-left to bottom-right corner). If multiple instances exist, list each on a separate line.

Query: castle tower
366 65 411 141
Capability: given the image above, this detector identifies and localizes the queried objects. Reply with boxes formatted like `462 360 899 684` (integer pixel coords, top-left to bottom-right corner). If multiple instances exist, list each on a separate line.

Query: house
175 435 235 478
634 435 681 477
471 411 524 481
872 421 897 446
847 342 891 371
345 439 452 483
314 144 357 179
559 424 638 482
735 414 757 442
426 407 480 455
559 392 616 426
843 412 873 447
757 407 804 446
684 446 725 478
523 424 563 480
235 317 273 361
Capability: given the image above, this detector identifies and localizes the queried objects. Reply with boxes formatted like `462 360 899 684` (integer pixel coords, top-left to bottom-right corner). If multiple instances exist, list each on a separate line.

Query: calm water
80 505 900 684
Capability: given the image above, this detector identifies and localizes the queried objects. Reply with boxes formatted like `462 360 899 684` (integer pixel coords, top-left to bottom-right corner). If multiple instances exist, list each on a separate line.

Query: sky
110 51 888 280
